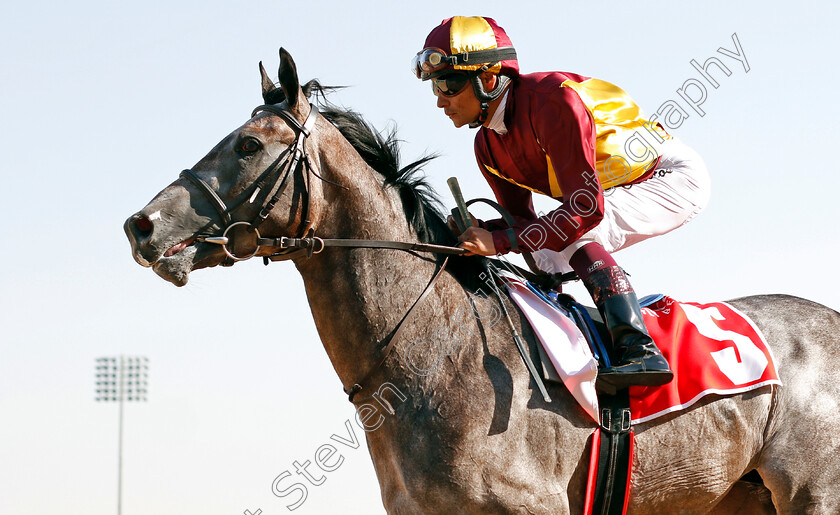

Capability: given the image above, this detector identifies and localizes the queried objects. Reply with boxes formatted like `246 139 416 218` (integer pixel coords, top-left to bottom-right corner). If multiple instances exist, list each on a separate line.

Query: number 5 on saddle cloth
503 277 780 515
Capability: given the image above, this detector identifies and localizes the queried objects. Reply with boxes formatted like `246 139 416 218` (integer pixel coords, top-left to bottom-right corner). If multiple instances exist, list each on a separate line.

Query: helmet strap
467 69 512 129
469 103 490 129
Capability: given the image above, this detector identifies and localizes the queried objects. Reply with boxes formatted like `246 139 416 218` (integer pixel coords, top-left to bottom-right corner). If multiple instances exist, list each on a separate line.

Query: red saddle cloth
630 296 781 424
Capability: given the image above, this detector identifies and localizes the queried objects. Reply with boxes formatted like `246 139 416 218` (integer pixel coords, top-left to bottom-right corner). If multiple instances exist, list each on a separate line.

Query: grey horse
124 49 840 514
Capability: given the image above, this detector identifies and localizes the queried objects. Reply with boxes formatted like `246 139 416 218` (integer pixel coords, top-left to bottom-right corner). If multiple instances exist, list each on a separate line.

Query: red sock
569 242 618 282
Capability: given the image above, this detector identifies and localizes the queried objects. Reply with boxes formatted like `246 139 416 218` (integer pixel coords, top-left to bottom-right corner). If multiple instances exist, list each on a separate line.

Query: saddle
506 278 780 514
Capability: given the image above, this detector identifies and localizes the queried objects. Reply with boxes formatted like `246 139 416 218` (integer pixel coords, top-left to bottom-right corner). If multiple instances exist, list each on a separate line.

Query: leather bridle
180 102 328 263
180 101 467 403
182 102 468 263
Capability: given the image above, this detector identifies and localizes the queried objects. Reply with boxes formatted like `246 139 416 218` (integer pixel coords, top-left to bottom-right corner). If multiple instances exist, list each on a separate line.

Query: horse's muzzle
124 212 157 267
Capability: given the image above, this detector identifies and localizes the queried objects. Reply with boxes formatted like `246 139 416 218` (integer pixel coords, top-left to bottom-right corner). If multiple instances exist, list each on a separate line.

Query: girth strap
584 390 634 515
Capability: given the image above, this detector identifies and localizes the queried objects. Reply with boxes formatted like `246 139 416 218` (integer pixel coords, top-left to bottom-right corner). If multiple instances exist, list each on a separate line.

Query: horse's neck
296 139 439 388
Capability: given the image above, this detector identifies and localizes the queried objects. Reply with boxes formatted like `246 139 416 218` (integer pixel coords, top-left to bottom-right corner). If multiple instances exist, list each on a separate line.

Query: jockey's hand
446 213 480 236
458 226 496 256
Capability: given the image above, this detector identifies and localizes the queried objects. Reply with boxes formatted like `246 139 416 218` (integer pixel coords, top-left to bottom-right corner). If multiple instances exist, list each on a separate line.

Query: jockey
411 16 710 390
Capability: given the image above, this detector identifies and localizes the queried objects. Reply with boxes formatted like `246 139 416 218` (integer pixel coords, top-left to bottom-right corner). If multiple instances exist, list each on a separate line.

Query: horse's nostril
134 215 153 237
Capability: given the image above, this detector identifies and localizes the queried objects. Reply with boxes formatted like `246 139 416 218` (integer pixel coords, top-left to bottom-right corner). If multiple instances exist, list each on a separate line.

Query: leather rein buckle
279 236 325 257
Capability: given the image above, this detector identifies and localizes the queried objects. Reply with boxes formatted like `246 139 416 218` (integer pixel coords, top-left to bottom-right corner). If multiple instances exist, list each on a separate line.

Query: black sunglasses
431 73 473 97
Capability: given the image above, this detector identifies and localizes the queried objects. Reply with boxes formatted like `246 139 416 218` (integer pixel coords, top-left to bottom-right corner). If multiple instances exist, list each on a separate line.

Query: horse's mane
269 80 488 287
296 80 459 248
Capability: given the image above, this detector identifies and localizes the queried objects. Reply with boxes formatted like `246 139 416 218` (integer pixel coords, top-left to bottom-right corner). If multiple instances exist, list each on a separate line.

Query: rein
182 101 469 263
261 236 467 261
182 102 573 405
181 101 468 403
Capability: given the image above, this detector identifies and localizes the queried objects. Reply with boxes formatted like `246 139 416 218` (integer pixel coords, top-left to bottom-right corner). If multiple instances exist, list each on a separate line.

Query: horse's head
124 49 333 286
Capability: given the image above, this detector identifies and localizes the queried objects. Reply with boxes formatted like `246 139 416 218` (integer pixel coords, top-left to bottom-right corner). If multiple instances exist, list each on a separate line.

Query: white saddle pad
499 273 599 422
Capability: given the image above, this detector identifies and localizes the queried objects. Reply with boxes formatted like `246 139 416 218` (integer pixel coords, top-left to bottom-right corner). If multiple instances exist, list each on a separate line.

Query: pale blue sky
2 1 838 514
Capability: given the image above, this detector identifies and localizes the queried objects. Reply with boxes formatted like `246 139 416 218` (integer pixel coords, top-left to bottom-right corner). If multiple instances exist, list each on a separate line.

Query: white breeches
534 138 711 274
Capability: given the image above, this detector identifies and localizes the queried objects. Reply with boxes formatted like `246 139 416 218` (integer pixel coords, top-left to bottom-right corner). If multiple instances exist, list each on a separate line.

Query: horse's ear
259 61 277 103
278 47 304 113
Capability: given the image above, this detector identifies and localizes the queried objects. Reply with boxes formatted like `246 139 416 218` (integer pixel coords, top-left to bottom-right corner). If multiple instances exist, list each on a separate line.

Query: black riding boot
583 266 673 390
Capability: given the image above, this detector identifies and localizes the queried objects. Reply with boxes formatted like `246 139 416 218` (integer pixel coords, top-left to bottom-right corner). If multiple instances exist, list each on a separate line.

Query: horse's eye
239 138 262 153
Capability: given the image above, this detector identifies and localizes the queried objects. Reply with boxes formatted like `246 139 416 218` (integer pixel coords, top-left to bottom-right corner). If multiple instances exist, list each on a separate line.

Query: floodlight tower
95 356 148 515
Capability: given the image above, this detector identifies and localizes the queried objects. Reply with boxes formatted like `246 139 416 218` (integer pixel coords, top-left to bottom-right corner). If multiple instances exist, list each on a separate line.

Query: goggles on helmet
430 73 474 97
411 48 453 79
411 46 518 80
